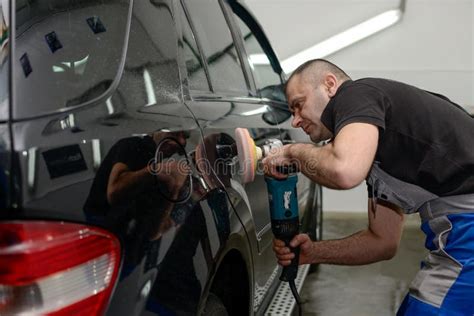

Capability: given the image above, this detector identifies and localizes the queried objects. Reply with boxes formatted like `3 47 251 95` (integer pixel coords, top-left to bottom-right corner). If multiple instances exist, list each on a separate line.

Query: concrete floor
301 212 428 316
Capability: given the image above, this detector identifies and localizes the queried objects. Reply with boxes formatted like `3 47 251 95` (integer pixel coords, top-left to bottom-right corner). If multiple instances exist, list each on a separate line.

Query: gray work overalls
366 163 474 315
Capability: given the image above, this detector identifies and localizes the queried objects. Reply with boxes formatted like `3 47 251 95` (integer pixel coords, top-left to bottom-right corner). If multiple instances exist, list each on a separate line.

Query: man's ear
324 73 338 97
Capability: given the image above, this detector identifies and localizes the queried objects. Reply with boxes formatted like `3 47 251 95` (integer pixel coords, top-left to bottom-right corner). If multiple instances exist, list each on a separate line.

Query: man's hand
157 161 191 199
262 144 296 179
273 234 315 266
274 200 404 267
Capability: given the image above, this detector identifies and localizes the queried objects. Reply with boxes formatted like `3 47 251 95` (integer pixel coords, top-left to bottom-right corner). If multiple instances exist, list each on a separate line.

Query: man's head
285 59 350 142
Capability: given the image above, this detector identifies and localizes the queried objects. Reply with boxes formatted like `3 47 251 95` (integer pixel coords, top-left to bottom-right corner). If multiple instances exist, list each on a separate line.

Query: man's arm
274 199 405 266
107 162 154 206
266 123 379 189
107 161 190 206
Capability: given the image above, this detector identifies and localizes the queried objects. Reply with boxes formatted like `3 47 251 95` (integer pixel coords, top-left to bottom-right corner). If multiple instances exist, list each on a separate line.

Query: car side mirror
258 83 286 104
258 84 292 125
262 107 291 125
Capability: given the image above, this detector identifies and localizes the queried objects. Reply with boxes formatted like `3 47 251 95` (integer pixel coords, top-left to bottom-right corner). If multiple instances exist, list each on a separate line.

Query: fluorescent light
282 9 402 73
241 106 268 116
106 97 114 115
249 9 402 74
27 147 37 191
52 55 89 74
74 55 89 68
74 55 89 75
143 69 157 106
92 139 102 170
68 113 76 127
52 65 65 73
249 54 270 66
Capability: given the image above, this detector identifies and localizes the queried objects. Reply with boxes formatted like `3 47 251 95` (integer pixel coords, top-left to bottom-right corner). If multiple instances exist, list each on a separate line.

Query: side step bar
264 264 310 315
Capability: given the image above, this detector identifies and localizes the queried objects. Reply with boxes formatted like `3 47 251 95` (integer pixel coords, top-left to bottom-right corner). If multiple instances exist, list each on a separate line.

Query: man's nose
291 115 302 128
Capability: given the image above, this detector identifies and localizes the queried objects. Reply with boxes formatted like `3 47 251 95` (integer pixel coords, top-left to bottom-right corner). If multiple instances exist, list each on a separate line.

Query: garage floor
300 212 427 316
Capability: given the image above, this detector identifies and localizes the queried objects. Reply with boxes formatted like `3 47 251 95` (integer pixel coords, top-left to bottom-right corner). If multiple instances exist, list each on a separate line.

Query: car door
178 0 293 313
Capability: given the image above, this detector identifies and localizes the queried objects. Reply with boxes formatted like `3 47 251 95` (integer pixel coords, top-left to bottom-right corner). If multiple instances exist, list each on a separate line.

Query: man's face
286 75 333 142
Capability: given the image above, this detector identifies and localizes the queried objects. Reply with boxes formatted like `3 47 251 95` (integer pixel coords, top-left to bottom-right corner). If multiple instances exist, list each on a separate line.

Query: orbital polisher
234 128 284 184
234 128 302 311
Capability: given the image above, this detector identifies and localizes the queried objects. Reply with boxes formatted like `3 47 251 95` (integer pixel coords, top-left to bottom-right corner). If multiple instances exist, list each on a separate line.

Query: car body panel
0 0 319 315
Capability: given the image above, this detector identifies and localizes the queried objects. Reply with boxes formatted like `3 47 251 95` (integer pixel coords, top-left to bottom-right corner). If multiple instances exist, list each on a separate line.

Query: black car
0 0 322 315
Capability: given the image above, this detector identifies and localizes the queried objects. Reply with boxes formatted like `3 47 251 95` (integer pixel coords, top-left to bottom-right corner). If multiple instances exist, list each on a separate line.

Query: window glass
178 3 209 91
118 0 181 109
14 0 131 119
232 14 281 91
184 0 247 94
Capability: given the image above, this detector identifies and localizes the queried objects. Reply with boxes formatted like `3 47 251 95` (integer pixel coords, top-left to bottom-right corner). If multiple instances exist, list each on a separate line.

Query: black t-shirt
83 135 156 215
321 78 474 196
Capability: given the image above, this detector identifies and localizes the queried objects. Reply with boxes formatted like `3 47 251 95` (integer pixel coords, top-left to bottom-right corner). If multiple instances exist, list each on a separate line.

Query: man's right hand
262 144 296 180
157 161 191 198
273 233 316 266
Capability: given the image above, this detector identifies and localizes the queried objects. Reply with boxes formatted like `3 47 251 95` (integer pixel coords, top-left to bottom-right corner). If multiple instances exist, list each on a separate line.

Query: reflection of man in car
264 59 474 315
84 131 188 207
83 130 219 315
83 131 189 250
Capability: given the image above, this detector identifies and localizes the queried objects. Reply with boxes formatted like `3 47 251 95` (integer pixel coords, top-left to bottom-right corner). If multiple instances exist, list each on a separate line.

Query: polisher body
265 175 300 282
235 128 300 281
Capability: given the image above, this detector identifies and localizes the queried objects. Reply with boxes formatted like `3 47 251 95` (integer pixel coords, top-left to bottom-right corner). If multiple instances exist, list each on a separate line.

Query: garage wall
246 0 474 212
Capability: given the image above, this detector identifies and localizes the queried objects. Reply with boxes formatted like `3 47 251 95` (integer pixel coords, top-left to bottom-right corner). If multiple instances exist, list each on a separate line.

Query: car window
119 0 181 110
177 2 210 92
183 0 248 94
232 13 281 91
14 0 131 119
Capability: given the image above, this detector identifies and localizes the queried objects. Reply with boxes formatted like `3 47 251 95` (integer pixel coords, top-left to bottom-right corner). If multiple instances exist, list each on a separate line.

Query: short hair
285 59 351 93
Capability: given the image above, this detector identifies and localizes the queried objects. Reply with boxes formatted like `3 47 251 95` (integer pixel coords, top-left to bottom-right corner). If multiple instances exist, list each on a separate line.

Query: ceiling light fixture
143 69 157 107
240 105 269 116
282 9 402 73
249 2 404 74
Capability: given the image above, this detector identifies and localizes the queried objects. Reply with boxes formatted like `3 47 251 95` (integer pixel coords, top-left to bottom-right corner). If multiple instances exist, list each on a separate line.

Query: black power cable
153 136 193 204
289 279 302 316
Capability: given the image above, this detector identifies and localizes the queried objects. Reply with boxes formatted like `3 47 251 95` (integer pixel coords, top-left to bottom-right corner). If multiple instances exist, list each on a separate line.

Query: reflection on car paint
82 130 233 314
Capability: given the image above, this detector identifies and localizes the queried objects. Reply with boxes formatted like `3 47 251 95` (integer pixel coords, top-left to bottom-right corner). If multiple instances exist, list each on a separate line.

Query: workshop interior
0 0 472 315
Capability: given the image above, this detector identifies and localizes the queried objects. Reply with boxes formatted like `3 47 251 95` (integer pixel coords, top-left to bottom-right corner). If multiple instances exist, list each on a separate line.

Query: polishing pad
235 128 262 183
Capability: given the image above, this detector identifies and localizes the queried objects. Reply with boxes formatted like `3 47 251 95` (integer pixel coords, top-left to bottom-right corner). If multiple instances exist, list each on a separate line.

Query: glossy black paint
2 0 320 315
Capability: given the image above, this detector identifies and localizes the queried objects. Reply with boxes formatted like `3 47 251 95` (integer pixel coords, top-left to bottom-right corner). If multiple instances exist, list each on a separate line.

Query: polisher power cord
153 136 193 204
279 240 302 316
289 279 302 316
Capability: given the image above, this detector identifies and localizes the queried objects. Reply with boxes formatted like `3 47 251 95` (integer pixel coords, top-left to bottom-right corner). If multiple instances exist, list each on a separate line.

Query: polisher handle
280 239 300 282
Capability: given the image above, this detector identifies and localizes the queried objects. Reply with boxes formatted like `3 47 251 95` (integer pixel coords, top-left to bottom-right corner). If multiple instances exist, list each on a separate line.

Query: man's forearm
285 123 378 189
311 229 397 265
108 166 154 205
287 143 345 189
108 163 182 205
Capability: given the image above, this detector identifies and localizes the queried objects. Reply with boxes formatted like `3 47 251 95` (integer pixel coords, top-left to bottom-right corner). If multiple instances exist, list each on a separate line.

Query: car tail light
0 221 121 315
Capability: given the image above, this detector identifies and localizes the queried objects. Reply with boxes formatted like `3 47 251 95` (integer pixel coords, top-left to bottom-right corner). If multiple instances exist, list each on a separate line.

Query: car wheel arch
200 246 252 316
